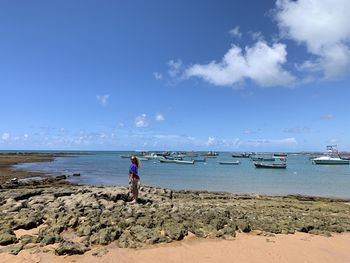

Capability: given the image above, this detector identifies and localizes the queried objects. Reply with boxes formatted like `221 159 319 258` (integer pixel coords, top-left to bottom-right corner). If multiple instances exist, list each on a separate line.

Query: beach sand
1 232 350 263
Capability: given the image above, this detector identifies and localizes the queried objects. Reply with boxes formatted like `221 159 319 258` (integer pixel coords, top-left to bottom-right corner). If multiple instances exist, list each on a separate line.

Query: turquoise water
12 151 350 198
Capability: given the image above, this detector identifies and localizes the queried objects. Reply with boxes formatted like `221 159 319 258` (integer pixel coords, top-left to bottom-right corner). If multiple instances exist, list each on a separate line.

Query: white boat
218 161 240 165
313 145 349 165
313 156 349 165
174 160 195 165
159 158 176 163
143 153 163 159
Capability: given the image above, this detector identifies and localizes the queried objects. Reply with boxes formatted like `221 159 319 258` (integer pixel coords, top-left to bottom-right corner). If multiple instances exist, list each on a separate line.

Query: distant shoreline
0 152 84 184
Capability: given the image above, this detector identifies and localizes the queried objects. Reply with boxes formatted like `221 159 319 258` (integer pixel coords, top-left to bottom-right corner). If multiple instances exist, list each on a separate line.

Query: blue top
129 163 139 178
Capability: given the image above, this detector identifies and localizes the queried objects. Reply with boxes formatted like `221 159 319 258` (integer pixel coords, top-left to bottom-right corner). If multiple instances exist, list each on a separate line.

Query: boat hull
254 162 287 169
313 159 349 165
219 161 240 165
175 160 195 164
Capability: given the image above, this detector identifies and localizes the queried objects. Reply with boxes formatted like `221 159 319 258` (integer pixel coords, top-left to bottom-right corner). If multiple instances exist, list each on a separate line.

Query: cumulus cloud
96 95 110 106
153 72 163 80
155 112 165 121
135 114 149 128
1 133 10 141
275 0 350 79
206 137 216 146
185 41 295 87
229 26 242 38
168 59 184 78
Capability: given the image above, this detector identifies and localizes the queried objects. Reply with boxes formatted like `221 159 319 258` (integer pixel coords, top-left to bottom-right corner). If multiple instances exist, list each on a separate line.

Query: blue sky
1 0 350 151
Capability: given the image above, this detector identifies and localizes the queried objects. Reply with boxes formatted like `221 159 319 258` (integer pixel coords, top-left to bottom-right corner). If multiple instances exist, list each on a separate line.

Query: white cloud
229 26 242 38
206 137 215 146
153 72 163 80
320 114 334 120
244 137 297 147
249 31 264 41
275 0 350 79
168 59 183 78
135 114 149 128
153 134 180 139
185 41 295 87
96 95 110 106
284 126 311 133
155 112 165 121
1 133 10 141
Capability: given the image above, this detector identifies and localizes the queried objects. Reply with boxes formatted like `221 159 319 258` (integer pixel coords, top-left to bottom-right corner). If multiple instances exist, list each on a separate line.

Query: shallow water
13 151 350 198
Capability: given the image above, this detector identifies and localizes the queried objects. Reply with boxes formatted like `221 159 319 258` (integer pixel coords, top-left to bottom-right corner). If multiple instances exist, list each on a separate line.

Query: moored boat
219 161 240 165
202 151 219 158
232 152 251 158
313 156 349 165
254 162 287 169
159 159 176 163
175 160 195 165
313 145 350 165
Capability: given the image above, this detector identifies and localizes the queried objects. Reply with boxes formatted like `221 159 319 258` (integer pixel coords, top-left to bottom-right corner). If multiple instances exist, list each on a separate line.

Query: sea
10 151 350 199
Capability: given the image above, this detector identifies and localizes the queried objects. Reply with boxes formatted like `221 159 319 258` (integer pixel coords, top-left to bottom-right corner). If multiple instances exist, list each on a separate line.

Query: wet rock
38 227 62 245
55 241 90 255
89 227 122 245
55 175 67 180
20 234 38 245
0 229 17 245
13 213 43 230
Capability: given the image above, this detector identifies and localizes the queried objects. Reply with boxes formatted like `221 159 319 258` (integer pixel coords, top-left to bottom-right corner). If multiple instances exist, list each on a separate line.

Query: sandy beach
1 232 350 263
1 153 350 263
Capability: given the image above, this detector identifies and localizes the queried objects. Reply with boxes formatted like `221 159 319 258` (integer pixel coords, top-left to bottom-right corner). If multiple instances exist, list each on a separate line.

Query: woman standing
128 155 140 204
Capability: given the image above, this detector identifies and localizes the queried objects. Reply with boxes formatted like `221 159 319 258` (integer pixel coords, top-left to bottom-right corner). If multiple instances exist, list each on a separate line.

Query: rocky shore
1 180 350 256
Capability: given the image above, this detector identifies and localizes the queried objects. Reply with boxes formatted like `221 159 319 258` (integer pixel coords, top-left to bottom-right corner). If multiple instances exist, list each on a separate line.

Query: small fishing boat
120 155 131 158
232 152 251 158
219 161 240 165
202 151 219 157
175 160 195 165
159 159 176 163
254 162 287 169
